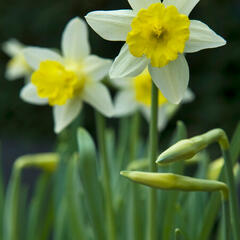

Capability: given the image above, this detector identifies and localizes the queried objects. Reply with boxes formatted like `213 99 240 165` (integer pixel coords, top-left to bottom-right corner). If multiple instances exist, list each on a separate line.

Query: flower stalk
147 82 159 240
221 148 240 240
129 112 140 240
222 197 230 240
95 111 116 240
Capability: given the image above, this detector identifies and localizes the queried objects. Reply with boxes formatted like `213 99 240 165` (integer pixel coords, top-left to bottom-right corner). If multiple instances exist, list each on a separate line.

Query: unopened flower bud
156 129 229 165
120 171 228 200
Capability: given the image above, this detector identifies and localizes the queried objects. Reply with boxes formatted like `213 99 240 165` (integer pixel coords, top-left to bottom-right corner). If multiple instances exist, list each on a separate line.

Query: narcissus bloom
86 0 226 103
20 17 114 133
112 67 194 131
2 39 32 80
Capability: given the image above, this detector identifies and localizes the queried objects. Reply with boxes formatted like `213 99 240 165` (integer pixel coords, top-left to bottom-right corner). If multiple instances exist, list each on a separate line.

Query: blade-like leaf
66 155 87 240
161 121 188 240
171 121 188 145
186 152 210 239
18 186 29 240
53 155 69 240
77 128 105 240
3 167 21 240
0 143 4 239
26 173 53 240
230 121 240 164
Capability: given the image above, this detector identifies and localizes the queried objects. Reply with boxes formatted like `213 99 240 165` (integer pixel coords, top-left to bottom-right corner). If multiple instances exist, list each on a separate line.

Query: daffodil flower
86 0 226 104
112 67 194 131
20 17 114 133
2 39 32 81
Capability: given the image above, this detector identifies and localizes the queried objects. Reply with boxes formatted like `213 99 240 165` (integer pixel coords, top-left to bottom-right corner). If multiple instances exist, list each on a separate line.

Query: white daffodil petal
163 0 199 16
110 44 149 79
128 0 160 11
111 77 132 89
85 10 134 41
140 106 168 132
82 82 114 117
83 55 112 82
157 106 168 131
5 63 28 81
184 20 226 53
62 17 90 61
2 39 23 57
182 88 195 103
165 103 179 118
149 55 189 104
23 47 63 70
114 90 138 117
53 98 82 134
20 83 48 105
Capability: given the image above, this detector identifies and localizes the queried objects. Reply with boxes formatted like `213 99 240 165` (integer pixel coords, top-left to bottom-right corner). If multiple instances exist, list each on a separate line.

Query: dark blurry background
0 0 240 180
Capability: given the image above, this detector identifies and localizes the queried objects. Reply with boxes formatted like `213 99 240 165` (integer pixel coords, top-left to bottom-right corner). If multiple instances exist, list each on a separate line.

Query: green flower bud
120 171 228 200
127 158 148 171
156 129 229 165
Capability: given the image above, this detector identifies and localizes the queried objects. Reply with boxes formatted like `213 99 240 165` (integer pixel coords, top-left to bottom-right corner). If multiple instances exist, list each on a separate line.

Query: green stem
175 228 182 240
117 118 130 167
95 112 116 240
147 82 159 240
222 149 240 240
222 198 230 240
129 113 140 163
129 113 140 240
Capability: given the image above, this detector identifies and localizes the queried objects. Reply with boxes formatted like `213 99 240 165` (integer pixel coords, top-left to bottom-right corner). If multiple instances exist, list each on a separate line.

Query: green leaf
18 186 29 240
3 167 21 240
65 155 87 240
0 143 4 239
53 155 69 240
170 121 188 145
53 198 68 240
161 121 188 240
196 192 221 240
26 173 54 240
186 152 210 239
77 128 105 240
230 121 240 164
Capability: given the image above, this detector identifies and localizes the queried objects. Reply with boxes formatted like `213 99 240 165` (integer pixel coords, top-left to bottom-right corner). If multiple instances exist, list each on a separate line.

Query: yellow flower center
31 60 86 106
133 68 167 106
126 3 190 68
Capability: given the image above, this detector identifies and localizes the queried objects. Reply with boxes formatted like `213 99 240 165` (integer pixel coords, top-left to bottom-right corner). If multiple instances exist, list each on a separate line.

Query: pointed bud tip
120 171 130 177
155 154 172 165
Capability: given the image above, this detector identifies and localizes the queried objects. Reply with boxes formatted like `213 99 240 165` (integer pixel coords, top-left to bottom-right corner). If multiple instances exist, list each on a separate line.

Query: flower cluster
3 0 226 133
3 2 239 240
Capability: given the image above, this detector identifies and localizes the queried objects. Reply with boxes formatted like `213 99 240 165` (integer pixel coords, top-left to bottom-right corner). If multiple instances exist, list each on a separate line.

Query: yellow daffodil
112 67 194 131
2 39 32 80
20 17 114 133
86 0 226 104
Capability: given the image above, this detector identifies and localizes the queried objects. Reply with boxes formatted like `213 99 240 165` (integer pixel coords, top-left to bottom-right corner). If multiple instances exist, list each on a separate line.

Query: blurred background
0 0 240 181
